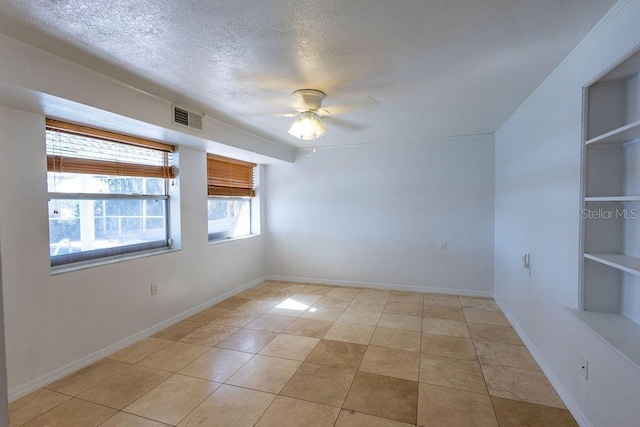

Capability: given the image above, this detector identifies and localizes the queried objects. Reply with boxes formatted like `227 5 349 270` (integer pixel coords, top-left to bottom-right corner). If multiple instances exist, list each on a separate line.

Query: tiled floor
9 282 578 426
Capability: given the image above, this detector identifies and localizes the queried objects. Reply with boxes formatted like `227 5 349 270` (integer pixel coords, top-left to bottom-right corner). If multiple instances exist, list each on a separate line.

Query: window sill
208 233 259 246
51 246 180 275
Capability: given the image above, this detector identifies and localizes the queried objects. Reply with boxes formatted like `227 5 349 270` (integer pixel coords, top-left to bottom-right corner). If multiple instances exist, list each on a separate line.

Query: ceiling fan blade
321 96 380 116
323 116 367 132
253 112 298 118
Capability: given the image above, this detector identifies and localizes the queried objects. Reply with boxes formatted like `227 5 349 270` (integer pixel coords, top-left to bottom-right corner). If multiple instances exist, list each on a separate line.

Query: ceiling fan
282 89 375 140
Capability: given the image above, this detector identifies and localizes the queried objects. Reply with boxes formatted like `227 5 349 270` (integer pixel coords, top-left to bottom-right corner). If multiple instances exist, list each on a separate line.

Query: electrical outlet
151 284 158 296
581 358 589 380
439 241 447 250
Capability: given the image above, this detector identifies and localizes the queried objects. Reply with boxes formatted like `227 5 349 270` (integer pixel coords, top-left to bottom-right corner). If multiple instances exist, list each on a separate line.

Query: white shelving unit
577 47 640 367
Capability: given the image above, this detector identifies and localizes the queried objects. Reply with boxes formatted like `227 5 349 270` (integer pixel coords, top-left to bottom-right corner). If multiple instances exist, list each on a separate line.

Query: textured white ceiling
0 0 616 149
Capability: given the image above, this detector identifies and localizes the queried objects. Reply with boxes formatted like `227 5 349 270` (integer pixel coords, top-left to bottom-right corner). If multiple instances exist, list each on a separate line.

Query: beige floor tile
423 294 461 308
226 354 301 393
421 333 477 360
265 306 306 317
301 306 345 321
491 396 578 426
9 389 71 427
474 341 539 371
179 324 238 346
384 301 423 316
78 365 172 409
481 364 565 408
359 346 420 381
22 398 116 427
378 313 422 332
343 371 418 425
46 359 130 396
357 289 391 300
235 299 279 313
269 283 304 293
258 334 320 360
370 327 421 352
124 374 219 425
417 383 498 427
463 308 510 326
419 354 487 394
108 338 173 364
177 384 276 427
459 297 500 311
468 323 523 345
389 290 424 304
306 339 368 370
255 396 340 427
325 287 361 298
349 299 388 311
314 296 354 308
187 307 230 323
257 290 294 302
298 284 335 295
281 362 356 407
211 311 260 328
422 305 465 321
153 320 208 341
137 342 211 372
335 409 414 426
216 329 278 353
289 293 323 306
214 297 250 310
235 288 268 299
336 309 382 326
324 323 375 345
422 318 470 338
283 318 334 338
245 314 295 333
99 412 169 426
179 348 253 382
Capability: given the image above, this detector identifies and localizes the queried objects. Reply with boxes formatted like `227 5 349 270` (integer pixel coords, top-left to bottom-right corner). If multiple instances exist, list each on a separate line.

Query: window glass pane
207 198 251 241
49 198 167 259
47 173 165 195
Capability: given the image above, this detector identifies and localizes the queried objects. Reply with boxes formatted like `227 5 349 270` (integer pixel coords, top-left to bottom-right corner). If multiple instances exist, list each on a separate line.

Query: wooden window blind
207 154 256 197
46 119 176 179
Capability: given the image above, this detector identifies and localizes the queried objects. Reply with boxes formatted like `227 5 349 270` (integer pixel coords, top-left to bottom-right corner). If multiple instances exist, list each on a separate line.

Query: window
206 154 256 241
46 119 176 266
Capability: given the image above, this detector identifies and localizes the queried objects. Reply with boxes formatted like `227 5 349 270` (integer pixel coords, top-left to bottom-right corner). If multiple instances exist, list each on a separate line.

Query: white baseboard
495 297 591 427
8 276 266 402
267 275 493 298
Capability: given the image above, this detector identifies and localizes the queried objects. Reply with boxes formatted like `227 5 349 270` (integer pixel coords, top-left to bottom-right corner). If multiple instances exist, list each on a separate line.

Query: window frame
46 120 175 268
206 154 258 244
207 196 253 243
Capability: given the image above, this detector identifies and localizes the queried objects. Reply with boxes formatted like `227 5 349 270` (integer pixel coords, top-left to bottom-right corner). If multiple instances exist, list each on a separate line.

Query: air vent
172 105 203 131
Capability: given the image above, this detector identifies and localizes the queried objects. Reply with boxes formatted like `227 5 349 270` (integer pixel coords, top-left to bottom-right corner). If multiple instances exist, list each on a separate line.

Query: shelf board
565 308 640 369
584 253 640 276
586 120 640 146
585 196 640 202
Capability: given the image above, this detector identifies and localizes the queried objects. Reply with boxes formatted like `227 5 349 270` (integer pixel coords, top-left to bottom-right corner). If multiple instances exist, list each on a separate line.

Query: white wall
266 136 495 296
0 106 267 399
494 1 640 425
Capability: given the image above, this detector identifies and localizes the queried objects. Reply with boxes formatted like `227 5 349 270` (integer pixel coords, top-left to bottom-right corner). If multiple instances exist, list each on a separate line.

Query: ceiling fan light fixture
288 111 327 140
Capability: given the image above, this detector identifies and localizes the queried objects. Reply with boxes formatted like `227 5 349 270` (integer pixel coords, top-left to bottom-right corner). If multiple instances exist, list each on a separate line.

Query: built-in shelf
584 253 640 276
581 49 640 364
565 307 640 369
586 120 640 146
585 196 640 202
